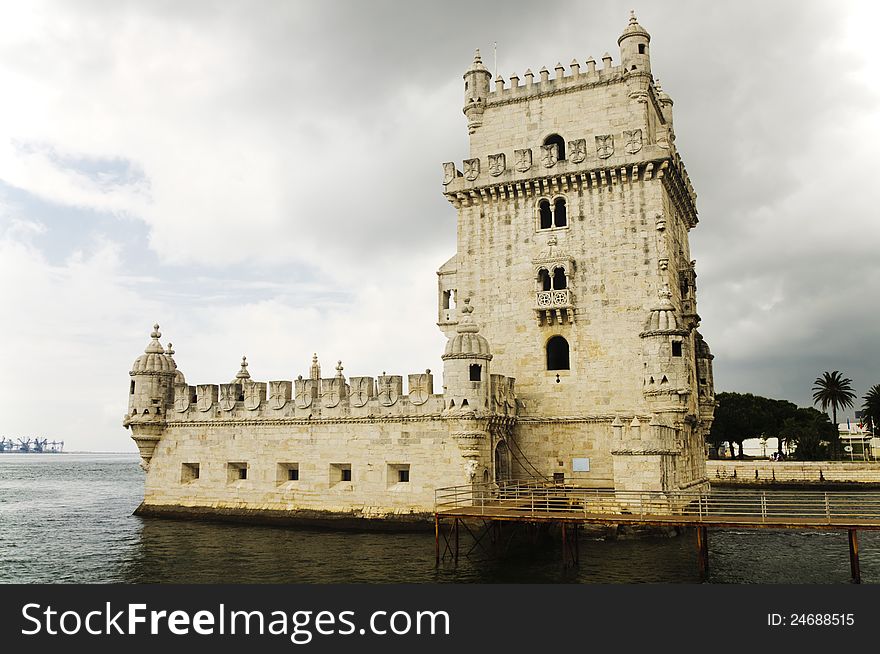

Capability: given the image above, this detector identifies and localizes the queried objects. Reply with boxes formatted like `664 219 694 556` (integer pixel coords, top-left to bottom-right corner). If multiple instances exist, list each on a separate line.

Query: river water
0 453 876 583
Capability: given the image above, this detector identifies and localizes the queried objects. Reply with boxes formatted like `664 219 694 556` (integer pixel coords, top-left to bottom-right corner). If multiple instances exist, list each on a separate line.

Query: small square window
330 463 352 486
638 44 646 54
227 462 248 483
277 463 299 484
553 472 565 484
388 464 411 487
469 364 482 382
672 342 682 357
180 463 199 483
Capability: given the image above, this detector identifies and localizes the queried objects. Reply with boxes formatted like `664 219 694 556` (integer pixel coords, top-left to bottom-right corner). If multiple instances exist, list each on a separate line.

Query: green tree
781 407 838 461
709 392 797 458
862 384 880 432
812 371 856 430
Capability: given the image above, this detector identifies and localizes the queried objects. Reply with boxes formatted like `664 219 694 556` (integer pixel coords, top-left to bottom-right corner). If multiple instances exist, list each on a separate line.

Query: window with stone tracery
536 196 568 231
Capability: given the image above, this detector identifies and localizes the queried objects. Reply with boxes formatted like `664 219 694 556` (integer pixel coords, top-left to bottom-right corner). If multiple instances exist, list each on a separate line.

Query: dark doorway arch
546 336 570 370
494 440 511 482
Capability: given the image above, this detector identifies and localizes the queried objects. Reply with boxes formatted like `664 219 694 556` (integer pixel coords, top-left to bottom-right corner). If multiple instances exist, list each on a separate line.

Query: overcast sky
0 1 877 451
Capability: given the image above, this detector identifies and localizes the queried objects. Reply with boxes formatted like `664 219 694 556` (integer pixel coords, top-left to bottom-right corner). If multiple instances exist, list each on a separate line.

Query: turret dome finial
236 355 250 380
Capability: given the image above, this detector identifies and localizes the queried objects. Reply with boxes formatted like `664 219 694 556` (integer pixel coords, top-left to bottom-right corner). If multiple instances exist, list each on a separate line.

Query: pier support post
454 518 460 564
848 529 861 584
434 514 440 566
696 526 709 582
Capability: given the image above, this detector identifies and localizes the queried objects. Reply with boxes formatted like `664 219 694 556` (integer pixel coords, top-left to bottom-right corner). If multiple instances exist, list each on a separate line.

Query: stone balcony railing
534 289 574 325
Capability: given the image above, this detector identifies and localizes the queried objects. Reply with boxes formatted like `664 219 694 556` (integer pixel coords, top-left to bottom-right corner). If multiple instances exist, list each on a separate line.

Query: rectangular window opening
388 463 411 486
672 341 683 357
227 462 248 483
276 463 299 484
330 463 352 486
469 364 482 381
180 462 200 483
130 380 135 395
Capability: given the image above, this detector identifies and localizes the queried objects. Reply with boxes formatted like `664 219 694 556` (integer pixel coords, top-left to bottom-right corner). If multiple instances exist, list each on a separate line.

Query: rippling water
0 454 876 583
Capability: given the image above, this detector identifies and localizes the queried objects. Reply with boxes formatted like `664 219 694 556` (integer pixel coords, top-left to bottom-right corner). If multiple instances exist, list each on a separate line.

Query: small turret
127 324 176 422
619 11 651 74
442 299 492 412
463 49 492 134
640 286 690 405
125 323 176 470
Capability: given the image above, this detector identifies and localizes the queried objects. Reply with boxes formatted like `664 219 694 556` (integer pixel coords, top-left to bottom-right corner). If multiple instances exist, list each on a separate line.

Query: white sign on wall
572 457 590 472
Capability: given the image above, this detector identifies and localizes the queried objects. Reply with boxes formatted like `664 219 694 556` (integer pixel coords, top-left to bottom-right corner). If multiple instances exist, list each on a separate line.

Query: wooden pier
434 481 880 582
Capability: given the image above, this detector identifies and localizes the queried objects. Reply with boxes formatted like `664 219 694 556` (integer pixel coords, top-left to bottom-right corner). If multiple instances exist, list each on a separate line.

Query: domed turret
442 299 492 412
131 324 176 373
618 11 652 74
127 324 176 419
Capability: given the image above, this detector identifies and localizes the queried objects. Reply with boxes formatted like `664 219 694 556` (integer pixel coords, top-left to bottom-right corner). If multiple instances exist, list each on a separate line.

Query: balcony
534 289 575 325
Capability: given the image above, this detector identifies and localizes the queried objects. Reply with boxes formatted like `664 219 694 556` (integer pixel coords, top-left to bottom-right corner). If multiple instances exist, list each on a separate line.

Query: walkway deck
434 481 880 581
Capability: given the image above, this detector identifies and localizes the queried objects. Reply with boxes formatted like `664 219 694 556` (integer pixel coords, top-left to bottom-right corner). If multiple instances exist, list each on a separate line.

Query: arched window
546 336 570 371
538 199 552 229
554 197 567 227
543 134 565 161
538 269 552 291
552 267 567 290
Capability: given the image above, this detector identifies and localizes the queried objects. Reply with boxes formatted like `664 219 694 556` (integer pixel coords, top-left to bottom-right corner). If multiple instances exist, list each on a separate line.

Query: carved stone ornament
243 381 262 411
196 385 214 412
465 459 479 483
294 378 314 409
268 381 289 410
540 143 558 168
624 129 643 154
463 158 480 181
656 127 670 149
378 375 401 407
514 148 532 172
409 372 432 405
506 378 516 409
493 375 507 407
487 153 506 177
596 134 614 159
568 139 587 163
349 377 374 408
442 162 456 185
174 385 190 413
219 384 237 412
322 378 341 408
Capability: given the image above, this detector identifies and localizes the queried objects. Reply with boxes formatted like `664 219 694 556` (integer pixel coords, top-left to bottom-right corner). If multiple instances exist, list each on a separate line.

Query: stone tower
439 13 714 492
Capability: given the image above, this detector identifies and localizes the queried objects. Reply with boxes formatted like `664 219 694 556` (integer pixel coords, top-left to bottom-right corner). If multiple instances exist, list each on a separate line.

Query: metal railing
434 480 880 525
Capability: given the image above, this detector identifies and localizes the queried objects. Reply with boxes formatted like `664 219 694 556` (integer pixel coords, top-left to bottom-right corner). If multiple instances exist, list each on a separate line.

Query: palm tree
862 384 880 432
812 371 857 429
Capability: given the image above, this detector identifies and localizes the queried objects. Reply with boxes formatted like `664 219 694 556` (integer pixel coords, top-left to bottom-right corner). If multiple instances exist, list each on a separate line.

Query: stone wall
708 460 880 484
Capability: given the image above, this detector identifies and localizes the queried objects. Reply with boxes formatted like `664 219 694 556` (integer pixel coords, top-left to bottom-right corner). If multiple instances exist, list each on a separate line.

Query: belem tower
123 14 715 527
